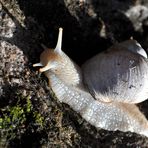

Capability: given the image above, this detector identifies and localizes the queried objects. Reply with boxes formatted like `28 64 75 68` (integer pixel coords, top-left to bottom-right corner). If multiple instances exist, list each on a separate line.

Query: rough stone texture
0 0 148 147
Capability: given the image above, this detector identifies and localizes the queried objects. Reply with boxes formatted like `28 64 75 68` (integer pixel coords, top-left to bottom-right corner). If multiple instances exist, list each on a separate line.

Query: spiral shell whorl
82 43 148 104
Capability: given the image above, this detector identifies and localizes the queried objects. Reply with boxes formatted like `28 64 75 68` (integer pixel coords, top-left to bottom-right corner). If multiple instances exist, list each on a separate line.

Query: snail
33 28 148 137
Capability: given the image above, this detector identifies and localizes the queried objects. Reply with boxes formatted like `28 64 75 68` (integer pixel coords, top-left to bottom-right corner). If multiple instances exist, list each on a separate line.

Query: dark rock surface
0 0 148 147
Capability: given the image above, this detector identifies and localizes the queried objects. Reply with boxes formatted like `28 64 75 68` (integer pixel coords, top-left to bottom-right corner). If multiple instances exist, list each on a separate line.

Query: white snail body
33 28 148 137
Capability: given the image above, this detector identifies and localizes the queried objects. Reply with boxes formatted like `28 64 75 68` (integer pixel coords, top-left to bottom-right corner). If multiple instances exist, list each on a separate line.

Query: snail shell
82 40 148 103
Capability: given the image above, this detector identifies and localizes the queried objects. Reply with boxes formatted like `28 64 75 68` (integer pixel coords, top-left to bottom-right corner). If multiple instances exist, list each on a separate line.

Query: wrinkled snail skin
49 72 148 137
33 28 148 137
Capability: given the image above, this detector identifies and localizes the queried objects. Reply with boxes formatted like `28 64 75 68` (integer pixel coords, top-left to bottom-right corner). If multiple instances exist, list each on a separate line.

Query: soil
0 0 148 147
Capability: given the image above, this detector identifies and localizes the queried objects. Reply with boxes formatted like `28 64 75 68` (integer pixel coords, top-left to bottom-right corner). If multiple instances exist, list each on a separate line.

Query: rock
0 0 148 147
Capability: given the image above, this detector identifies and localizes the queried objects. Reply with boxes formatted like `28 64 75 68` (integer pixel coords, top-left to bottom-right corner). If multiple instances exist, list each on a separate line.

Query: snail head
33 28 63 73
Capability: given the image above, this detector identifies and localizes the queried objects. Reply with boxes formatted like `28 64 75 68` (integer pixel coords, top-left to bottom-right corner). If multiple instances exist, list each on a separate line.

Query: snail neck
45 52 83 88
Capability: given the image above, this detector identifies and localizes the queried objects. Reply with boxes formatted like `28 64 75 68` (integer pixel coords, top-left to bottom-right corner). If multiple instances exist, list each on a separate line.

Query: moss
0 94 45 142
33 111 44 127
